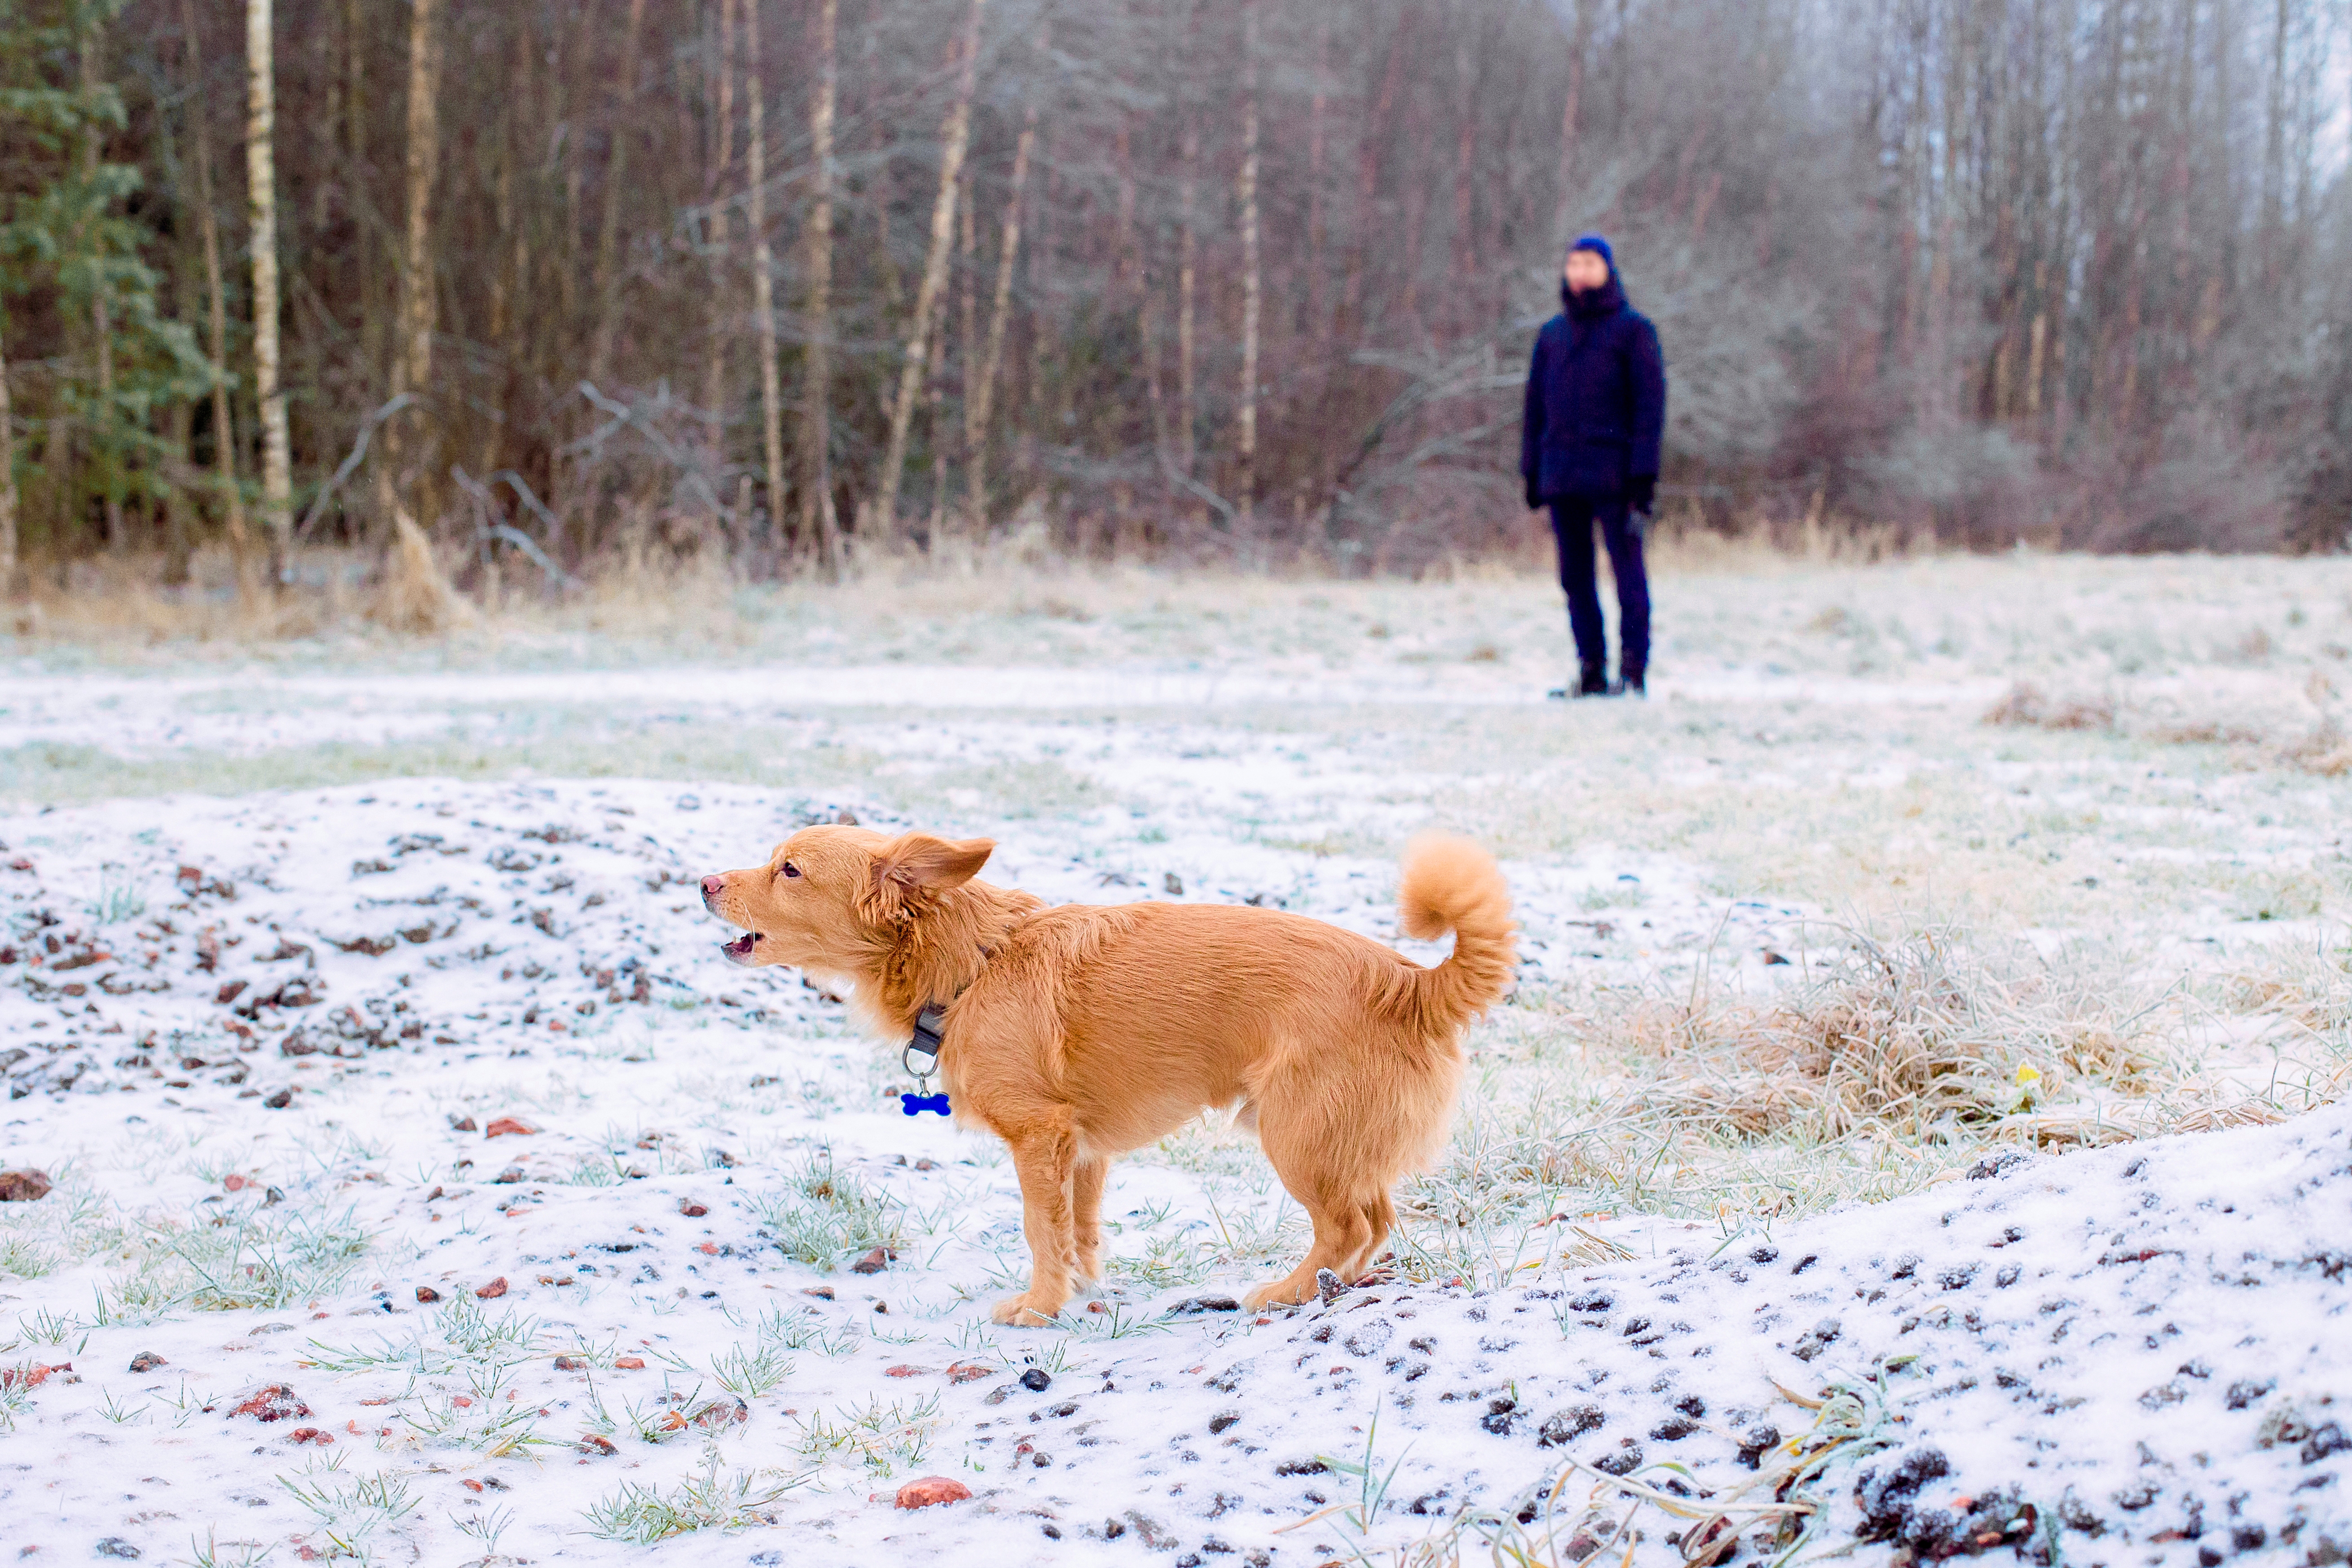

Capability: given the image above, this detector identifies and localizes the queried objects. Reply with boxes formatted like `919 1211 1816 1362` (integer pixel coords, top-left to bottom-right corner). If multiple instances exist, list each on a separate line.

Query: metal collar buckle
901 1004 950 1117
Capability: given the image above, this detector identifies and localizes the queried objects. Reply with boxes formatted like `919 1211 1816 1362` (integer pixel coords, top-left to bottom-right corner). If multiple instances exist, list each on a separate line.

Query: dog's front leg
991 1128 1077 1326
1071 1155 1108 1286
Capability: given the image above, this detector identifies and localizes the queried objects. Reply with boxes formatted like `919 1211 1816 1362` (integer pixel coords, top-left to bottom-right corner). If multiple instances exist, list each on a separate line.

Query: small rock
475 1277 508 1299
1165 872 1185 895
885 1365 932 1379
484 1115 538 1138
552 1355 586 1371
94 1541 141 1560
128 1351 167 1373
261 1088 293 1109
577 1434 618 1456
895 1476 972 1510
850 1246 893 1274
287 1427 334 1445
1316 1268 1349 1305
415 1286 440 1304
802 1286 836 1300
946 1362 993 1384
1539 1406 1605 1449
1737 1424 1784 1469
1792 1319 1842 1362
2304 1422 2352 1465
447 1114 478 1132
613 1356 646 1370
1168 1295 1241 1316
231 1384 311 1422
1020 1368 1053 1392
678 1201 709 1218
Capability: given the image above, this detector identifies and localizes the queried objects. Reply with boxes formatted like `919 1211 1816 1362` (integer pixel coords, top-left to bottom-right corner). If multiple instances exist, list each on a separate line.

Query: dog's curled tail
1388 832 1516 1037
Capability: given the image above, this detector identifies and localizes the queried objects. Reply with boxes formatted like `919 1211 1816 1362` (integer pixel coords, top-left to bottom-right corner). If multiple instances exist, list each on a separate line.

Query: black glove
1524 475 1543 511
1626 474 1657 515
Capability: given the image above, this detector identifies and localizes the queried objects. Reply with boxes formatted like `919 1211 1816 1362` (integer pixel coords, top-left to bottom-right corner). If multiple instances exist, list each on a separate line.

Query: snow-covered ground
0 558 2347 1565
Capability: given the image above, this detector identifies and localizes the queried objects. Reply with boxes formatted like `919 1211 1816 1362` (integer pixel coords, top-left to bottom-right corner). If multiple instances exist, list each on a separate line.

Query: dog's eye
781 862 801 879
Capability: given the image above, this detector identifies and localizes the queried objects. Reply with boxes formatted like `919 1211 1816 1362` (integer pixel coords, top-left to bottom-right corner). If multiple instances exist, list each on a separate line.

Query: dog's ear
863 833 995 921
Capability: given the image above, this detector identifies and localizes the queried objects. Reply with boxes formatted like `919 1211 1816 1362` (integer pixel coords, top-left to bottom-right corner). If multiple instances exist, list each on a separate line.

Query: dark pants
1549 495 1650 676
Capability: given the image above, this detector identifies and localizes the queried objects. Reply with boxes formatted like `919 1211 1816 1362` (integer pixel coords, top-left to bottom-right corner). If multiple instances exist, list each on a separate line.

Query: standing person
1520 234 1666 698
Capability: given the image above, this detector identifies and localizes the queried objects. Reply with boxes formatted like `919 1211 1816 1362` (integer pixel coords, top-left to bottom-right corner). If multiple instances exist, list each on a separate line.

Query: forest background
1 0 2349 604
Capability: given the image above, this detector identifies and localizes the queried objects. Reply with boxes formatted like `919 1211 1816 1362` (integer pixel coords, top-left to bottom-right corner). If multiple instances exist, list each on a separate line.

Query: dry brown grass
1591 931 2166 1146
1981 680 2119 732
1985 677 2352 776
369 512 472 635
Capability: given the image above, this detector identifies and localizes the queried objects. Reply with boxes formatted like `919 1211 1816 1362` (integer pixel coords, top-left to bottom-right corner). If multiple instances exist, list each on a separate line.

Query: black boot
1613 666 1646 698
1550 660 1613 700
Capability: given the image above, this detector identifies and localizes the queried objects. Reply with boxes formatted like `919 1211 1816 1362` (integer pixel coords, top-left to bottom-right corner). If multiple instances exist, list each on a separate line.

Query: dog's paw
1241 1277 1311 1312
990 1295 1063 1327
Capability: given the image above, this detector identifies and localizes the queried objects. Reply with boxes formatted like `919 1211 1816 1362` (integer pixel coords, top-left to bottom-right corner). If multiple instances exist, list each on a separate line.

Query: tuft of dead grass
1982 681 2118 732
1442 919 2351 1248
1590 929 2168 1147
369 511 472 635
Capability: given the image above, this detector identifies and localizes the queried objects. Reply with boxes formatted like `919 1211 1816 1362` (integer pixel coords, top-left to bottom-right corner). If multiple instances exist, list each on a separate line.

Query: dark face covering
1562 259 1626 320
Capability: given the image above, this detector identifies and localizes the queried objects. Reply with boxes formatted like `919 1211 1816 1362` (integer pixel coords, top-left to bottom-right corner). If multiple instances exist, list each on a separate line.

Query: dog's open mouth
720 932 761 964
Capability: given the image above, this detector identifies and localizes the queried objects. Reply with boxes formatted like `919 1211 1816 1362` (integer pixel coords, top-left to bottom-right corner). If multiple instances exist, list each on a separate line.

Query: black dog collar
902 1004 948 1088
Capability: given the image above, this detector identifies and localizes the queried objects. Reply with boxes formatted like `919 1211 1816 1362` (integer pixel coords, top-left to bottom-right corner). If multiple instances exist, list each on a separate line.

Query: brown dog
699 828 1514 1323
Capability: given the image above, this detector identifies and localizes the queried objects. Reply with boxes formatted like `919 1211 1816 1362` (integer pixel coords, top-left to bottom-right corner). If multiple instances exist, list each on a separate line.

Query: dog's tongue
722 934 758 959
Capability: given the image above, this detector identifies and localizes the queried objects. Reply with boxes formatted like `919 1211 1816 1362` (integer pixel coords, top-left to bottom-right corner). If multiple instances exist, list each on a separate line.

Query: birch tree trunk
179 0 254 591
1556 0 1591 237
1176 113 1198 476
801 0 840 577
1236 0 1261 524
744 0 785 571
79 26 126 553
588 0 649 388
966 95 1037 531
703 0 737 471
246 0 294 581
872 0 985 546
376 0 442 537
0 302 16 595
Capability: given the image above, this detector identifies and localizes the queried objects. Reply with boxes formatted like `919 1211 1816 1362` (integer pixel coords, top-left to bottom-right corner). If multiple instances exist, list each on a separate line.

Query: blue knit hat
1568 233 1616 272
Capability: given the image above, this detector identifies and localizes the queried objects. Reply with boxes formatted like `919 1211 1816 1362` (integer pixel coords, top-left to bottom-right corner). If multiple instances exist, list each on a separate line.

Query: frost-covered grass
0 555 2346 1563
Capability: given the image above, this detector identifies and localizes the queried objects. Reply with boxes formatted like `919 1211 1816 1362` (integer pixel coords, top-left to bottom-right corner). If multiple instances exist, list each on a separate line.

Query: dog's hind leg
1347 1190 1397 1282
1242 1194 1373 1310
992 1124 1079 1326
1071 1154 1109 1287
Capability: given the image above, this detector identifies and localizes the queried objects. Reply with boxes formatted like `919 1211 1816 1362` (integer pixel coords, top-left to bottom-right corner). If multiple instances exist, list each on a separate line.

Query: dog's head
698 826 996 971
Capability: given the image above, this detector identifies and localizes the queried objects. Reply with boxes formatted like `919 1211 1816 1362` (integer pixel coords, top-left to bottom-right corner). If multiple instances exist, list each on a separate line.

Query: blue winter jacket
1520 274 1666 502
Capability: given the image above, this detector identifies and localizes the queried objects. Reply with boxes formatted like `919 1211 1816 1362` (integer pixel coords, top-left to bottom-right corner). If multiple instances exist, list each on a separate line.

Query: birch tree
745 0 785 564
871 0 985 543
374 0 441 536
179 0 252 590
801 0 841 576
0 303 16 594
244 0 292 579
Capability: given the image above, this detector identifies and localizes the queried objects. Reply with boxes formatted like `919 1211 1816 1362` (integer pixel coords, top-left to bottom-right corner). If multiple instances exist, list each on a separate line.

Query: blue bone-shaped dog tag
901 1092 951 1117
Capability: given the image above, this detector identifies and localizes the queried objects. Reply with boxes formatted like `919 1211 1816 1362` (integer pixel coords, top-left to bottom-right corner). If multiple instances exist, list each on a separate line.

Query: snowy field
0 553 2347 1566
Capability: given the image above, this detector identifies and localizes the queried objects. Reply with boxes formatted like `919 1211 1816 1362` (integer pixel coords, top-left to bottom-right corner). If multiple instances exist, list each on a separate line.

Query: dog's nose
700 875 724 901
